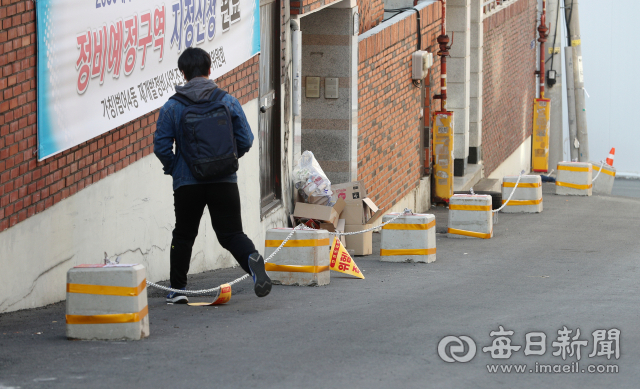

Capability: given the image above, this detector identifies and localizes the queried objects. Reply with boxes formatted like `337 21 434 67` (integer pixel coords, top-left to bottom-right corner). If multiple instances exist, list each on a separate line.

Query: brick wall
290 0 341 15
358 0 384 34
482 0 537 175
358 3 441 210
0 1 261 233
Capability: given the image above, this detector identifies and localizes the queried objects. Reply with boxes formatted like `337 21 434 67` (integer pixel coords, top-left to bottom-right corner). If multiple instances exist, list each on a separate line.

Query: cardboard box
319 219 347 248
342 198 384 225
345 224 373 255
293 198 345 228
332 181 367 201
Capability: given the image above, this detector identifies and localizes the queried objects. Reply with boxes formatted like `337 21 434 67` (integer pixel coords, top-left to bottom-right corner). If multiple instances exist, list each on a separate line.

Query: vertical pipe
434 0 449 111
291 20 301 117
537 0 548 98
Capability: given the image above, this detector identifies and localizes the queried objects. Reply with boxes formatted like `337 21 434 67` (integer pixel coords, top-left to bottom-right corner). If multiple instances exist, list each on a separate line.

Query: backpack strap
169 93 195 107
210 88 228 102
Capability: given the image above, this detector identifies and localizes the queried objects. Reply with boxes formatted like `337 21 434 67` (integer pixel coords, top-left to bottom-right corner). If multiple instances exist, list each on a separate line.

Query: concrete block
447 31 470 58
469 97 482 123
453 132 469 159
469 120 482 147
66 264 149 341
264 228 330 286
447 83 469 111
555 162 592 196
446 6 470 32
448 194 493 239
447 57 469 83
447 0 471 6
501 175 543 213
470 0 484 23
470 22 483 48
380 213 436 263
470 73 482 98
470 46 483 73
590 161 616 195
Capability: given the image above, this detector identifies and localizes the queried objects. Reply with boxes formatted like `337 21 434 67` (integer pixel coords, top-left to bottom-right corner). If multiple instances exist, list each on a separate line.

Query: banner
36 0 260 160
329 238 364 279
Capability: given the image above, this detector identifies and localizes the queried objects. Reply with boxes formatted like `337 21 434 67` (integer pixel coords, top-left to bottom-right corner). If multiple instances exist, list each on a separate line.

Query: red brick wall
358 0 384 34
0 1 260 233
290 0 341 15
482 0 537 175
358 3 442 210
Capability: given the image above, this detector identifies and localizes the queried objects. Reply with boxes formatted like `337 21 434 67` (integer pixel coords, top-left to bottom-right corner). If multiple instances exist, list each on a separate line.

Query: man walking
153 47 271 304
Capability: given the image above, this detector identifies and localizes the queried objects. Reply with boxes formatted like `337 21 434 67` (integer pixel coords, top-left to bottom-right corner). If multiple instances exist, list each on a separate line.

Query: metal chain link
592 160 605 182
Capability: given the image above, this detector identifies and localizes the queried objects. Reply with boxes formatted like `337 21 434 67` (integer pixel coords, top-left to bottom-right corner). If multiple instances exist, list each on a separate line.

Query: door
258 0 281 215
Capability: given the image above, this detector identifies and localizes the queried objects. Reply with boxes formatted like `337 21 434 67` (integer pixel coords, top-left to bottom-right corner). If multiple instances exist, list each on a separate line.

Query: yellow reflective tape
264 238 330 248
595 167 615 177
556 181 592 190
502 199 542 206
264 264 330 273
571 39 581 47
66 306 148 325
449 204 492 212
66 279 147 297
558 165 590 172
380 248 436 256
382 220 436 230
502 182 541 188
447 228 492 239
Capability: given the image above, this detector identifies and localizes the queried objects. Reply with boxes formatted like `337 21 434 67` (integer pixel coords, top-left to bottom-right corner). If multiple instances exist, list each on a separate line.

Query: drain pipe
433 0 450 111
291 19 301 117
535 0 549 98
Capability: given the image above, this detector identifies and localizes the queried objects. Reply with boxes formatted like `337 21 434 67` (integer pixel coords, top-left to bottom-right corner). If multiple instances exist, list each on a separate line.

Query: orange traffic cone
606 148 615 166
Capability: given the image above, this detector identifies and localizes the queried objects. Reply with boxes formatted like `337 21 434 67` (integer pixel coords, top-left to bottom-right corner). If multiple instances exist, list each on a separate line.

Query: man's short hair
178 47 211 81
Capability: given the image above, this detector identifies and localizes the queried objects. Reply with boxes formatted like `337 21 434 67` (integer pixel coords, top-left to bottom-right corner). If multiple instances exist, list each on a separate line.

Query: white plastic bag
293 151 334 206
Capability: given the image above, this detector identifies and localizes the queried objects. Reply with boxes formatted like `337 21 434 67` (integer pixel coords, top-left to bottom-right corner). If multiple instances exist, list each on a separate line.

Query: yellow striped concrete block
555 162 592 196
501 175 543 213
380 213 436 263
590 161 616 196
66 264 149 341
447 194 493 239
264 228 330 286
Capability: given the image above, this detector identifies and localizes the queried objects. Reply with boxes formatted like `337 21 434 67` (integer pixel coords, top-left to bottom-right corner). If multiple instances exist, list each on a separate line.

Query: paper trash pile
292 152 383 255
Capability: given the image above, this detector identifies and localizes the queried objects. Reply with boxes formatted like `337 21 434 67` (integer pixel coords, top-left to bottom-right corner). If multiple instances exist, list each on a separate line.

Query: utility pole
564 47 579 162
546 0 564 169
565 0 589 162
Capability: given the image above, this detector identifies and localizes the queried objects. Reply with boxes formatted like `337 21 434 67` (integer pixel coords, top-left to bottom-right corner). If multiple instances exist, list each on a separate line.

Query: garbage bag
293 151 334 206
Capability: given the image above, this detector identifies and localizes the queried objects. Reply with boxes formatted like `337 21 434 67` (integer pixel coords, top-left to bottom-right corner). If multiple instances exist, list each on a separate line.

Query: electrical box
325 77 339 99
306 77 320 98
532 98 551 172
412 50 433 80
432 112 454 203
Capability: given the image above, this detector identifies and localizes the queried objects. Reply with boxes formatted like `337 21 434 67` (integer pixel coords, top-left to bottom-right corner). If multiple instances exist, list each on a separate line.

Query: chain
592 160 605 182
147 209 415 295
298 208 413 236
146 225 301 296
492 170 524 213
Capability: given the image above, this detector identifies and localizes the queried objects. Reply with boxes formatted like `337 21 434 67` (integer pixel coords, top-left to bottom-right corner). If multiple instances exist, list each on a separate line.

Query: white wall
0 98 292 313
579 0 640 175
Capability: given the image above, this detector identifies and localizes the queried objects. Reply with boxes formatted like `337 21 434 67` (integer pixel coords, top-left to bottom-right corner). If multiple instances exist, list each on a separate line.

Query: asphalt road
1 184 640 389
612 178 640 199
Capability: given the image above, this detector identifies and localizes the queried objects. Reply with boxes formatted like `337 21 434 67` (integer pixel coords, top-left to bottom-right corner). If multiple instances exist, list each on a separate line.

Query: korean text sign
36 0 260 160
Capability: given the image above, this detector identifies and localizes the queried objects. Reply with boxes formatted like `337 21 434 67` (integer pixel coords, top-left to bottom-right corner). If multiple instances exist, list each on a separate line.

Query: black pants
170 182 256 289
